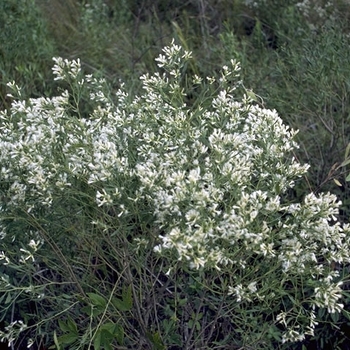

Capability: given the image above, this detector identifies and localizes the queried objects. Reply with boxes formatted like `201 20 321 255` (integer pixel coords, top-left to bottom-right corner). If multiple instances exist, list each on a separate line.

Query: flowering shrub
1 41 350 349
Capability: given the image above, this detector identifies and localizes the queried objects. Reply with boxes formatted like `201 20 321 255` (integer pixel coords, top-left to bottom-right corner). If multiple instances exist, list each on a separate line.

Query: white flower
96 189 113 207
187 167 201 184
0 251 10 265
282 329 305 343
52 57 81 81
247 281 257 293
314 281 344 313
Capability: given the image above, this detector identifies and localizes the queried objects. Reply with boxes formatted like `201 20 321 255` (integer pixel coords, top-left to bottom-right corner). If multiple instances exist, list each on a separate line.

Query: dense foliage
1 0 350 349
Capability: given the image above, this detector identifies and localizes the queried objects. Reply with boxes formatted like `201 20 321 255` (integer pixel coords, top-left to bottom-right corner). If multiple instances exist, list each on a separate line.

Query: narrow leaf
122 285 133 309
345 142 350 159
53 330 60 350
93 330 101 350
57 333 78 345
341 158 350 167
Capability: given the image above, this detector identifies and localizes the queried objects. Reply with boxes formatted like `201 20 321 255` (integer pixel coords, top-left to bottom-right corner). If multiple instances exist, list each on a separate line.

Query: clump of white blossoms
1 40 350 347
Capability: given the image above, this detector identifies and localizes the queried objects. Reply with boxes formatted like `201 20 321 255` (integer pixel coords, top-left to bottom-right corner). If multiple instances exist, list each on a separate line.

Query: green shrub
1 41 350 349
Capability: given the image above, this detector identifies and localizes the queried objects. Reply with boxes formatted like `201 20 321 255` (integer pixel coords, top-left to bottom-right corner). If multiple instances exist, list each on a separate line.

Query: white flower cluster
1 41 350 345
0 320 27 347
52 57 82 81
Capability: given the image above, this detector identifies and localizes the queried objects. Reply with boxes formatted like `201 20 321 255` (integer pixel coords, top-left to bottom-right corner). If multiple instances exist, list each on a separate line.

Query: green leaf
169 333 182 346
101 329 114 342
345 143 350 159
81 305 104 317
112 296 131 312
114 324 124 345
4 293 12 305
80 305 93 316
66 318 78 334
122 284 133 309
246 89 258 101
57 333 79 345
104 343 113 350
162 319 175 334
90 306 104 317
346 173 350 182
341 158 350 167
102 322 124 343
342 309 350 321
101 322 117 334
178 298 187 307
93 331 101 350
58 318 77 334
93 323 124 348
53 330 60 350
87 292 107 308
146 331 165 350
318 307 326 318
58 319 69 332
331 311 340 323
268 325 282 342
94 328 115 350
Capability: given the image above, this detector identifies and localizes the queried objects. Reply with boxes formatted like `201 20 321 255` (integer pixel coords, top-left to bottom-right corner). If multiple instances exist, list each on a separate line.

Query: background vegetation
1 0 350 349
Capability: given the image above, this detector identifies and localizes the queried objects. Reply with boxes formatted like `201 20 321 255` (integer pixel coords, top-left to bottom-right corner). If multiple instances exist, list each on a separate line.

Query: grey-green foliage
219 4 350 217
272 25 350 182
0 0 55 105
